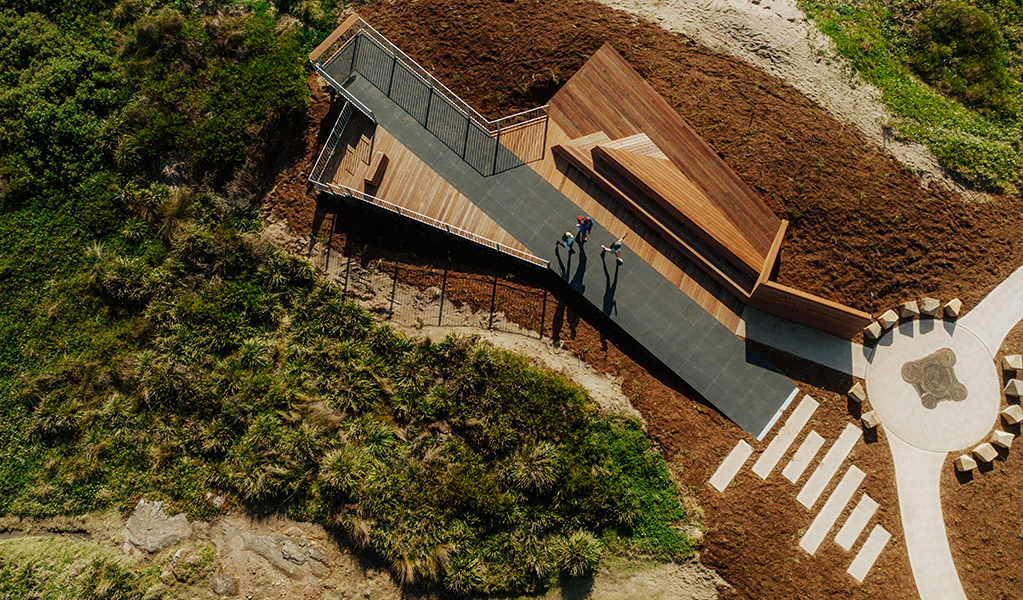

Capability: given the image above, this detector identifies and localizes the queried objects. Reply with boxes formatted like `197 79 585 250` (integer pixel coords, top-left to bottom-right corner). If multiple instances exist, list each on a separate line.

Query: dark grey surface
343 75 798 437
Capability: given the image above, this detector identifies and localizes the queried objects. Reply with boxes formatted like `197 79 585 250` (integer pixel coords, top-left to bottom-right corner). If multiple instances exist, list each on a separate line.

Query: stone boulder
973 443 998 463
1001 405 1023 425
1003 355 1023 371
861 411 880 429
954 454 977 472
878 310 899 329
863 321 883 341
943 299 962 319
210 573 240 597
991 430 1014 449
919 297 941 317
899 301 919 319
847 382 867 404
123 499 192 556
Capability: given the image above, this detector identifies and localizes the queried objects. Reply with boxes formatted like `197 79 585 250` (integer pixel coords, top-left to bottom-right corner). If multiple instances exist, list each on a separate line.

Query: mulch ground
262 0 1023 598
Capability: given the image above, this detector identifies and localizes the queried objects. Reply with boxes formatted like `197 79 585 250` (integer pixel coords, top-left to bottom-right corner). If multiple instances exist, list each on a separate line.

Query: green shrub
911 0 1014 114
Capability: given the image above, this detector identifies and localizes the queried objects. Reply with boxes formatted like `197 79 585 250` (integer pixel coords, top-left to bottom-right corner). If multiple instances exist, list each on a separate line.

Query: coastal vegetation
0 0 695 595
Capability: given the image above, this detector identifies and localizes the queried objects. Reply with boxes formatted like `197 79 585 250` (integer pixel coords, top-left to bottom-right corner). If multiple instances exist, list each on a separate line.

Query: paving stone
1005 379 1023 397
954 454 977 472
919 297 941 316
991 430 1014 449
861 410 880 429
1003 354 1023 371
973 443 998 463
863 321 883 341
1001 405 1023 425
878 310 899 329
847 382 867 404
899 300 920 319
944 298 962 319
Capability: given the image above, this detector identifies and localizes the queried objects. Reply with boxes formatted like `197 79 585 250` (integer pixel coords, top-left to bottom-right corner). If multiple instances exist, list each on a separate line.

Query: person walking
602 233 627 265
557 231 575 253
576 215 593 241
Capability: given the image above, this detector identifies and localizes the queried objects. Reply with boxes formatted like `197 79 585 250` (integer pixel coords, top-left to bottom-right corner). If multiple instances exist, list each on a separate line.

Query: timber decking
324 113 530 254
539 120 746 331
336 73 798 438
548 44 784 280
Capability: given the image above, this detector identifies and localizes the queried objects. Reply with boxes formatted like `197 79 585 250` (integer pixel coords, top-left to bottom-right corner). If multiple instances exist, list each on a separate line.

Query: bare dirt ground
593 0 977 196
256 0 1023 598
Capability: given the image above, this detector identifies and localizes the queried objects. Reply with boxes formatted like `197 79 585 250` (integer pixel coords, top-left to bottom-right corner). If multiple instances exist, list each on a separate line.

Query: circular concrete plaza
866 319 1000 453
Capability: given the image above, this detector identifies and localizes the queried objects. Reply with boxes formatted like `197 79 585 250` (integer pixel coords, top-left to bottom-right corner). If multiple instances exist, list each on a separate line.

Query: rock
847 382 867 404
123 499 192 555
1001 405 1023 425
991 430 1014 449
210 573 240 597
973 443 998 463
944 298 962 319
860 410 880 429
919 297 941 316
282 540 307 565
863 321 883 341
878 310 899 329
1003 355 1023 371
899 301 919 319
954 454 977 472
1005 379 1023 397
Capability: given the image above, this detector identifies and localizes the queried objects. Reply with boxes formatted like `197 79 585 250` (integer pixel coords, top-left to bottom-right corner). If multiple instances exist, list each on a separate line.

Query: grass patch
800 0 1022 193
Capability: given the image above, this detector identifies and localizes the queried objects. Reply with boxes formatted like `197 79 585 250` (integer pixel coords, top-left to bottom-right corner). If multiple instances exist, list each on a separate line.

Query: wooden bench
365 151 388 187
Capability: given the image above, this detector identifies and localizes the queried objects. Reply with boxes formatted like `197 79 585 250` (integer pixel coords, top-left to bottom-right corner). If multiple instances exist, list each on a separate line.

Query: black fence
319 31 548 177
330 256 549 338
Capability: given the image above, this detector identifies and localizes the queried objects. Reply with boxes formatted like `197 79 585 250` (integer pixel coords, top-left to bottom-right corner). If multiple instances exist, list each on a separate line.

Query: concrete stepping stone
835 494 879 551
919 297 941 317
973 443 998 463
861 410 880 429
783 431 825 483
847 382 866 404
991 430 1013 449
800 466 865 555
847 525 891 583
709 439 753 492
752 395 817 479
863 321 883 341
1001 405 1023 425
1005 379 1023 397
1003 354 1023 371
878 310 899 329
954 454 977 472
798 423 861 508
900 301 920 319
944 298 962 319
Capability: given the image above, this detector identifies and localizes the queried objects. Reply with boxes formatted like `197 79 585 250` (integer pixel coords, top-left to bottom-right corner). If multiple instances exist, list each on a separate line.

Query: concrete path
341 74 799 438
959 264 1023 356
886 434 967 600
740 307 872 378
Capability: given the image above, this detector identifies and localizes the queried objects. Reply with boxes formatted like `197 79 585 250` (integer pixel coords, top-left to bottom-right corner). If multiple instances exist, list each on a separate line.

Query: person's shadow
570 241 587 293
555 242 573 280
602 252 618 316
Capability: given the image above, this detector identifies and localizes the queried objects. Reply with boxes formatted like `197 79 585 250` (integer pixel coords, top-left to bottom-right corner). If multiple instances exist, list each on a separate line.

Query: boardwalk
336 73 799 439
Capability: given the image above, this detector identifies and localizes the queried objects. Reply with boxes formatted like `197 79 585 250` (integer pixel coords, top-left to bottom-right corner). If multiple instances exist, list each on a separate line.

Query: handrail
312 15 549 135
310 180 549 268
309 101 354 183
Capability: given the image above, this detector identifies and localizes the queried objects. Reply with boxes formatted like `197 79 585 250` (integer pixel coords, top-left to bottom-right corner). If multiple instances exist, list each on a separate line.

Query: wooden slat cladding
593 145 763 279
549 44 782 261
749 281 874 339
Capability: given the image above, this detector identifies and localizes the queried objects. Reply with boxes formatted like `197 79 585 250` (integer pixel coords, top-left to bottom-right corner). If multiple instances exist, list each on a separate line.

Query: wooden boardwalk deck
324 113 530 254
548 44 784 286
529 119 745 331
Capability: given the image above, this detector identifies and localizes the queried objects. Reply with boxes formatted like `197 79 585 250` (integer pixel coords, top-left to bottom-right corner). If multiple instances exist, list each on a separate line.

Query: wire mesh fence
309 248 549 339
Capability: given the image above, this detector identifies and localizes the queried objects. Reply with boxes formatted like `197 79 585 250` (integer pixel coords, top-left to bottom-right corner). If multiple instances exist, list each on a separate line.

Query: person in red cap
576 215 593 242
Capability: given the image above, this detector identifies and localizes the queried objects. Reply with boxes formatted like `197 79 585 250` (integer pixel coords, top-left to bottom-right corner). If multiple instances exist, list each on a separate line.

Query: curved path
864 264 1023 600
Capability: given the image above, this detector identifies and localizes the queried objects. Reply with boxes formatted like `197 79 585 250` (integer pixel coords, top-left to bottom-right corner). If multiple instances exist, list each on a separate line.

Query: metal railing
309 101 354 183
311 16 549 173
311 179 549 268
